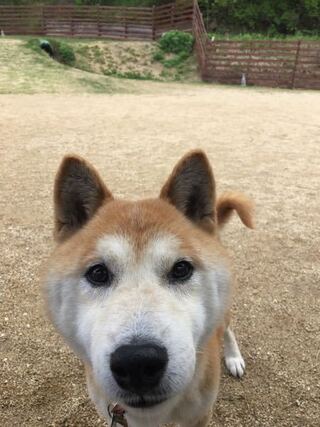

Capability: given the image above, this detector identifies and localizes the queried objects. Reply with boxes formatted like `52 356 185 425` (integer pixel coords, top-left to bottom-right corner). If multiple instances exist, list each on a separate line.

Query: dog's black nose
110 343 168 394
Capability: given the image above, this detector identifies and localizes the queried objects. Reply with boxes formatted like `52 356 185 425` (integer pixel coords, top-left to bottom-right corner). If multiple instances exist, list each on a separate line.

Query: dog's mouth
124 395 168 409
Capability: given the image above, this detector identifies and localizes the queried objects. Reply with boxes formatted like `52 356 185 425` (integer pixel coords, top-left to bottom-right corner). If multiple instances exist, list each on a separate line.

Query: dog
44 150 254 427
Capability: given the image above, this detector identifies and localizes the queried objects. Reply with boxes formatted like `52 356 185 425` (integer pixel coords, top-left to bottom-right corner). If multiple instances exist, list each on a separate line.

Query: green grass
0 35 200 94
0 37 132 94
103 69 158 81
162 51 190 68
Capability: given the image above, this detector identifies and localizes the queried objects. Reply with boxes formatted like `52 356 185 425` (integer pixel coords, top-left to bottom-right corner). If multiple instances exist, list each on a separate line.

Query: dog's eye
169 261 194 283
85 264 111 287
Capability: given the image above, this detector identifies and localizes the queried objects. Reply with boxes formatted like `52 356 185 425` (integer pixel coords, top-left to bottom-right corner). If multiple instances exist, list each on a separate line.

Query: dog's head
45 151 253 413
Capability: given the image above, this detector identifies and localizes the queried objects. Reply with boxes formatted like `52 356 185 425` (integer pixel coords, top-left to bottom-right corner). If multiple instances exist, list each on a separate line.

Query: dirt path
0 85 319 426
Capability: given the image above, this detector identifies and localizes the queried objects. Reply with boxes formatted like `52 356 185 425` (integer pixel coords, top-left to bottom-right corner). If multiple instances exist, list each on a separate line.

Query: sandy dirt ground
0 85 319 426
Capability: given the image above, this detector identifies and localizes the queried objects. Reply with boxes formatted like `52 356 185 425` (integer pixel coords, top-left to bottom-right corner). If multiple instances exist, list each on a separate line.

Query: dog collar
108 403 128 427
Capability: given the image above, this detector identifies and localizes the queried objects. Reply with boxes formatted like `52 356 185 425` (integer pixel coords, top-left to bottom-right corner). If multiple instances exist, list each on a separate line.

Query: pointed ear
54 155 112 242
160 150 216 230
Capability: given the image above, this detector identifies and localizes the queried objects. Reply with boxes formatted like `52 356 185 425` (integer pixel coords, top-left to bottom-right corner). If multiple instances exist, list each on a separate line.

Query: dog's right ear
54 155 112 242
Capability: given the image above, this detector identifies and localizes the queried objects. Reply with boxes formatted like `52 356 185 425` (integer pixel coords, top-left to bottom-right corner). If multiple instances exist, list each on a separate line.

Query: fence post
192 0 208 80
97 6 100 37
41 5 45 36
171 3 175 27
192 0 196 32
245 40 253 85
124 7 128 39
152 5 156 40
291 40 301 89
71 5 74 37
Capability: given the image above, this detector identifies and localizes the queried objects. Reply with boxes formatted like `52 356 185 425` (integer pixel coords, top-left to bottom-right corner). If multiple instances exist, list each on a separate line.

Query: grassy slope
0 37 202 95
25 37 199 83
0 38 133 94
70 39 199 82
0 37 199 94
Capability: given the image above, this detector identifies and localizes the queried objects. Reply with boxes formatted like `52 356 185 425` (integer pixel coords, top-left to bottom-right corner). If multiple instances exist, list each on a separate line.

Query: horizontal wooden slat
0 1 194 42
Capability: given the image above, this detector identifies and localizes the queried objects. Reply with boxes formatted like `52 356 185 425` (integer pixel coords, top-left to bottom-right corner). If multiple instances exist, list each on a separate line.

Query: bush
162 51 190 68
152 50 165 62
159 31 194 54
50 40 76 66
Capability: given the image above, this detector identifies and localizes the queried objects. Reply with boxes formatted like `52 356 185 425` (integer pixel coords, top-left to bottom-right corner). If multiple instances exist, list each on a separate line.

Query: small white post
241 73 246 87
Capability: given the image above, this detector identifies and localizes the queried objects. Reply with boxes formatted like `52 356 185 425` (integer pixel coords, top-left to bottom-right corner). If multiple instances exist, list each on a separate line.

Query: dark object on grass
39 39 75 66
40 40 54 57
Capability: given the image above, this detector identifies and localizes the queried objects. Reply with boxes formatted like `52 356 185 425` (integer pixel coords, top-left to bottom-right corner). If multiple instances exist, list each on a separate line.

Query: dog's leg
224 326 245 378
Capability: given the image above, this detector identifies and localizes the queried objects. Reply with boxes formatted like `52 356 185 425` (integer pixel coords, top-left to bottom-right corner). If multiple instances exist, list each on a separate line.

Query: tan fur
49 198 229 276
217 191 254 229
45 151 253 427
198 328 222 395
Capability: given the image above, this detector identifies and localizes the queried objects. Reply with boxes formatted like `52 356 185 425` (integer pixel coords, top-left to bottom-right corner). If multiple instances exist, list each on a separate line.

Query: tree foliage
199 0 320 35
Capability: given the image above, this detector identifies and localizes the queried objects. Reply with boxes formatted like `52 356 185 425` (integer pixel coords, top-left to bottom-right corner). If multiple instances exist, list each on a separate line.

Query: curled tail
216 192 254 229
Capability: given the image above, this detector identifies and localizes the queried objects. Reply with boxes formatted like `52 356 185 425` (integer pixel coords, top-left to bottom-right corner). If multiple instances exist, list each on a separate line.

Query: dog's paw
225 355 245 378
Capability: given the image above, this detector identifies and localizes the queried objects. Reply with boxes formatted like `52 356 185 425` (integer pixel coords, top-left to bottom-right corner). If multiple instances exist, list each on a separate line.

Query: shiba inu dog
44 150 253 427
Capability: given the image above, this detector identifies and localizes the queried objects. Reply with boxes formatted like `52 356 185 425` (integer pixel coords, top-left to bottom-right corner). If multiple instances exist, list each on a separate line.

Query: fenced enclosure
0 3 193 40
0 0 319 89
202 40 320 90
192 1 320 90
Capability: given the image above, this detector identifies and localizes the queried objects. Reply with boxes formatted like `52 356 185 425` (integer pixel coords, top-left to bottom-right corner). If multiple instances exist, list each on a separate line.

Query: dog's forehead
53 198 224 270
96 233 180 265
93 199 198 262
92 199 190 240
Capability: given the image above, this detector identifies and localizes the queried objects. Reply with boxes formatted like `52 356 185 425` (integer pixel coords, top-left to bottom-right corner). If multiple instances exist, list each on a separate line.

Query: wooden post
41 5 45 36
97 5 101 37
291 40 301 89
192 0 196 34
71 5 74 37
124 7 128 39
245 40 253 85
171 3 175 27
152 5 155 40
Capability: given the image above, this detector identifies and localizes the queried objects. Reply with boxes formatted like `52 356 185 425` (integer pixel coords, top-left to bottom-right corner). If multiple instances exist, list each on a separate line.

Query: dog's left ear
160 150 216 231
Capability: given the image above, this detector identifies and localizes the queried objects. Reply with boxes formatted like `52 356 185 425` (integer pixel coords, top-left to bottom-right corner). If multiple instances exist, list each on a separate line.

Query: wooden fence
192 1 320 89
192 0 207 71
203 40 320 89
0 1 319 89
0 3 194 40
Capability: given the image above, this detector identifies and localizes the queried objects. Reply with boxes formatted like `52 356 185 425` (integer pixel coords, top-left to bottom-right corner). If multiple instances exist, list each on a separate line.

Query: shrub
159 31 194 54
152 50 165 62
162 51 190 68
51 40 76 66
